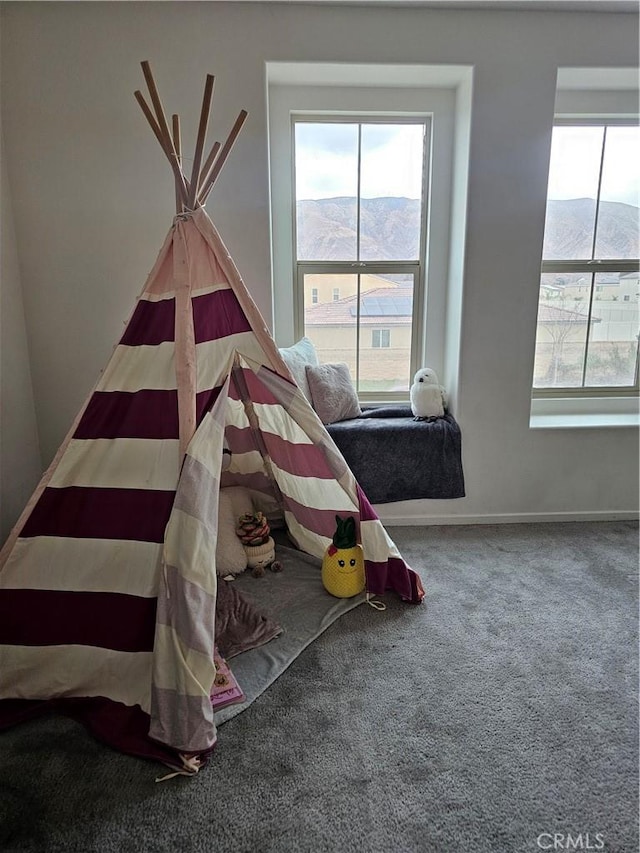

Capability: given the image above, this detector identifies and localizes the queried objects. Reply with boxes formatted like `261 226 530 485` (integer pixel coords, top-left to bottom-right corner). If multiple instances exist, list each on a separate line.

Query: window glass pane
303 272 414 393
295 121 426 263
584 272 640 386
358 274 414 393
359 124 424 260
542 127 604 260
295 123 358 260
533 272 591 388
595 126 640 260
303 273 359 380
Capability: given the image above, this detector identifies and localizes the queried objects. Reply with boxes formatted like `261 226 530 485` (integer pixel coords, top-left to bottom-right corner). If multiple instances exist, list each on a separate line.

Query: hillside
543 198 639 260
296 197 422 261
296 196 638 261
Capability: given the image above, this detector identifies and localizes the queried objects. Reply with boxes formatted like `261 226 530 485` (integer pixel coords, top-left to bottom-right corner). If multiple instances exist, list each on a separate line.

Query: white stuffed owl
410 367 447 420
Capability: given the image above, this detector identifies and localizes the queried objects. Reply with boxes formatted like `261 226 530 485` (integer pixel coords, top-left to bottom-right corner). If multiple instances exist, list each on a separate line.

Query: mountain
543 198 639 260
296 197 422 261
296 196 639 261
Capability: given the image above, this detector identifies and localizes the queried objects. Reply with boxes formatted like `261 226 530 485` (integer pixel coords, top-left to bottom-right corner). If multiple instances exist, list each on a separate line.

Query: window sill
530 396 640 429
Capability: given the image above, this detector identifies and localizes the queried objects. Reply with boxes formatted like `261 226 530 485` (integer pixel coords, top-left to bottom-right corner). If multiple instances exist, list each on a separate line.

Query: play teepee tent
0 63 424 774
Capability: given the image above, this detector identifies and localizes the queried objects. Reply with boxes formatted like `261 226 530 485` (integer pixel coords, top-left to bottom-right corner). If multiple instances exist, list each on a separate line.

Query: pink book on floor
211 646 245 710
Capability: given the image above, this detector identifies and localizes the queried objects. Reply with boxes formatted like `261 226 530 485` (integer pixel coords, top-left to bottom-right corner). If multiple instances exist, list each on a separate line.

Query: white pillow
215 487 253 576
278 337 319 402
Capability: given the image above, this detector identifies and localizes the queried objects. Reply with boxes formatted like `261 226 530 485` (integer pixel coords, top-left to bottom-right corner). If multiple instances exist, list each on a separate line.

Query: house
305 285 413 391
619 271 640 302
303 271 397 306
1 0 638 539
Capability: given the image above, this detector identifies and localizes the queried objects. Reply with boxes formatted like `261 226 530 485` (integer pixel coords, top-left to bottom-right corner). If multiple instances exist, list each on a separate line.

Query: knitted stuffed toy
236 512 282 577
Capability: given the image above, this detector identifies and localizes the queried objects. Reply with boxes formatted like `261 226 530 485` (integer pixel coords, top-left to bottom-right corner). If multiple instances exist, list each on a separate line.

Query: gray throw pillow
305 362 362 425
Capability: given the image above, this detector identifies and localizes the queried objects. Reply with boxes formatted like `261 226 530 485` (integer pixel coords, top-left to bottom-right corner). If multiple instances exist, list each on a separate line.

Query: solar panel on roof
350 296 413 317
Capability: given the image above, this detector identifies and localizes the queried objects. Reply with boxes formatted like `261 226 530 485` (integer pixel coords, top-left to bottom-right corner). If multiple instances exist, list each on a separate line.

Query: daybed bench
326 405 465 504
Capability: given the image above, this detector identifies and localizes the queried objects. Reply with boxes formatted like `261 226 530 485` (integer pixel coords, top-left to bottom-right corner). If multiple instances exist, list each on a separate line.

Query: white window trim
530 395 639 429
267 63 473 407
530 67 640 429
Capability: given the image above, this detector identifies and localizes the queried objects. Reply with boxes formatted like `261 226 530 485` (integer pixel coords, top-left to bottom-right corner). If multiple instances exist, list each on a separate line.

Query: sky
294 122 425 201
547 126 640 207
294 121 639 208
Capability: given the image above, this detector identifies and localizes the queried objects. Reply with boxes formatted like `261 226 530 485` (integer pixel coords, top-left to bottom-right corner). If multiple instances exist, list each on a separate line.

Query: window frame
292 114 430 401
372 328 391 349
533 115 640 401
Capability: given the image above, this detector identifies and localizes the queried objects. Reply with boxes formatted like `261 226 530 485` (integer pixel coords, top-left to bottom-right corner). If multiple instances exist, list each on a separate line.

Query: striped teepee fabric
0 207 423 770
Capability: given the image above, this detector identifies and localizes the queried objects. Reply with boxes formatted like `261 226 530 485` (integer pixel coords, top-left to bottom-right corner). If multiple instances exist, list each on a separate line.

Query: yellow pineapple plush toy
322 515 365 598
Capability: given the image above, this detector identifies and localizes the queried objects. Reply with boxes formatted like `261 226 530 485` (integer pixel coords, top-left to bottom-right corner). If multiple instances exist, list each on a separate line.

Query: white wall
0 1 637 531
0 124 41 540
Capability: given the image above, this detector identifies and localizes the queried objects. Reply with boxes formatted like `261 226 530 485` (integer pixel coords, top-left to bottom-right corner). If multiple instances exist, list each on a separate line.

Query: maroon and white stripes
0 207 423 771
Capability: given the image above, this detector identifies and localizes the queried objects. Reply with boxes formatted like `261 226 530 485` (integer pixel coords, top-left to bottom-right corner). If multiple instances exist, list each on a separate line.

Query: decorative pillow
305 362 362 425
216 487 253 576
278 337 319 402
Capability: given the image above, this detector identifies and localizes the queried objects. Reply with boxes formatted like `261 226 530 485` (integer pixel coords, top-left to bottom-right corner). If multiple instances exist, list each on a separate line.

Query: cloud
295 122 424 201
547 125 639 208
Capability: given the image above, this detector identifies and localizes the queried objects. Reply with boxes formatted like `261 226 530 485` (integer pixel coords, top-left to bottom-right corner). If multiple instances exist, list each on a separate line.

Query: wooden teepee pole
187 74 215 209
135 89 190 208
134 90 170 158
138 61 190 207
135 62 248 211
197 140 221 201
172 114 182 214
199 110 248 204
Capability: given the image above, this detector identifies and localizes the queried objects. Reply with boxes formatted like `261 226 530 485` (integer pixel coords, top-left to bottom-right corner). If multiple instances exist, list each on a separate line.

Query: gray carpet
0 521 637 853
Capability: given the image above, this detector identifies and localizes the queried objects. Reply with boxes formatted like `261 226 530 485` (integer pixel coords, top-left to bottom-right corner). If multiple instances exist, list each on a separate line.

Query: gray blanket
326 406 465 504
215 580 282 659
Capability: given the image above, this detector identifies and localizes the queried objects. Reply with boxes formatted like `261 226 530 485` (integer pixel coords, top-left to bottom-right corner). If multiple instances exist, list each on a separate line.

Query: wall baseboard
375 510 640 526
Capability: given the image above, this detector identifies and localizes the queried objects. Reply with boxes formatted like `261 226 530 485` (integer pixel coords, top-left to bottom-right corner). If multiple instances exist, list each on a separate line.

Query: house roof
305 285 413 326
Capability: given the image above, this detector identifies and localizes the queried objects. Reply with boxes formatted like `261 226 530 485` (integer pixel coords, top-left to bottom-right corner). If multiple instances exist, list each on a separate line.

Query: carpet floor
0 521 637 853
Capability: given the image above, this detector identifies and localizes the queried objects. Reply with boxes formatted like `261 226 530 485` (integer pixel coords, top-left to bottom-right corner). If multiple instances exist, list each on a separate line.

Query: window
267 63 473 407
294 118 428 397
311 288 318 304
372 329 391 349
533 123 640 394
